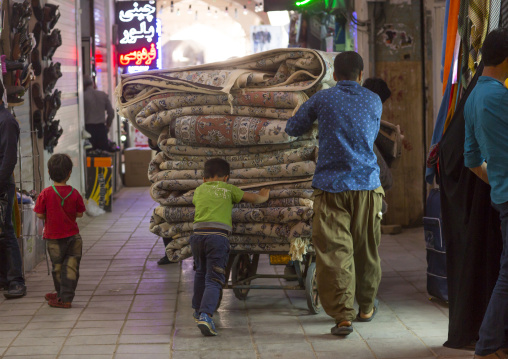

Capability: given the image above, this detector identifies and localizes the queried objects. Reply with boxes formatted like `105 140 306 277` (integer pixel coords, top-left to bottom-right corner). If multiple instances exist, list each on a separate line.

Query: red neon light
95 49 104 63
119 43 157 66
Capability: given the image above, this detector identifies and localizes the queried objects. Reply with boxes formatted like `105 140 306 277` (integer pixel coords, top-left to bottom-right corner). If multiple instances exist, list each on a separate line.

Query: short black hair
334 51 364 81
203 158 230 179
363 77 392 103
48 154 73 182
482 28 508 66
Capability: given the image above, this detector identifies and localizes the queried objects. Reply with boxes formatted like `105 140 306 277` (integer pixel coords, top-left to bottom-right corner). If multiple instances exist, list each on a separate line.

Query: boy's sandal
356 299 379 322
44 292 58 301
48 298 71 308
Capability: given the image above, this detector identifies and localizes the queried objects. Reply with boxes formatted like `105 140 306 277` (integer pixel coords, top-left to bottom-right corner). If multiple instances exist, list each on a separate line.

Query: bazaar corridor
0 188 472 359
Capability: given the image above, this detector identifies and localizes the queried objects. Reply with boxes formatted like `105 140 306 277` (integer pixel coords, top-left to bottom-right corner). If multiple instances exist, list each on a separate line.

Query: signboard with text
116 1 160 72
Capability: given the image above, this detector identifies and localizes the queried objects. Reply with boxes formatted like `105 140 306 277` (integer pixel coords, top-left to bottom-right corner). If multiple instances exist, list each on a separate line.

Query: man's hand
469 162 489 184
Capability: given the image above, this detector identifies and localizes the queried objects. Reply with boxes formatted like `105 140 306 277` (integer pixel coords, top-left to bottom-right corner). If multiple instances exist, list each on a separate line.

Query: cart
221 247 321 314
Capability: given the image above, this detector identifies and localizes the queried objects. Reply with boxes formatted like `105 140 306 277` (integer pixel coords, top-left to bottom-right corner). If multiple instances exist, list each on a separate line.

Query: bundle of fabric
116 49 338 262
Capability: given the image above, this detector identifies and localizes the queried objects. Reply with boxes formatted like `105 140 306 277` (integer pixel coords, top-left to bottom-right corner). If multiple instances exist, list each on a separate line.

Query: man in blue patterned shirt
286 51 384 336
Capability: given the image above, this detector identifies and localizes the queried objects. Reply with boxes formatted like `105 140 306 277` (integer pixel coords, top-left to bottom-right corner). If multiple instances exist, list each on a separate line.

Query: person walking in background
83 75 115 152
0 81 26 299
362 78 393 196
191 158 269 336
463 28 508 359
34 154 86 308
285 51 384 336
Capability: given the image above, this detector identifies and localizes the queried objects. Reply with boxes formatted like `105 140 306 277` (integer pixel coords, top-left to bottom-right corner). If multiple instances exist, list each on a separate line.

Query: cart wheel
232 253 251 300
305 262 321 314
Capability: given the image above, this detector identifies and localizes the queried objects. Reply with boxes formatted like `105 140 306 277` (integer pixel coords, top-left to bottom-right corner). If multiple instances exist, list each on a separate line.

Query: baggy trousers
312 187 384 323
47 234 83 303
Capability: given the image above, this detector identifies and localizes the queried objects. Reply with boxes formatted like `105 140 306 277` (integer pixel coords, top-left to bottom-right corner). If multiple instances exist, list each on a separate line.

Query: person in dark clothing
463 28 508 359
363 78 393 195
148 138 175 265
0 82 26 299
83 75 115 152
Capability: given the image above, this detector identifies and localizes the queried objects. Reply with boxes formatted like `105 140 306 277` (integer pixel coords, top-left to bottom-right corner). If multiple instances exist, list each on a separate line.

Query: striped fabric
502 0 508 27
458 0 471 87
468 0 490 75
490 0 501 32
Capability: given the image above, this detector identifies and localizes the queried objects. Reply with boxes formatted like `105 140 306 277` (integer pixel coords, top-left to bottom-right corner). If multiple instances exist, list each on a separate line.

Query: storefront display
0 0 115 273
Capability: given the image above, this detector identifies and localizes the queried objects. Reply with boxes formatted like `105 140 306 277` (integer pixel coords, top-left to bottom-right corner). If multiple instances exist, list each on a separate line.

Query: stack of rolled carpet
116 49 338 262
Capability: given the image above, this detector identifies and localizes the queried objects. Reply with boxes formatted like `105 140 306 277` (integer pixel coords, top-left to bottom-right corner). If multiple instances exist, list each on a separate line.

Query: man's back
83 87 114 126
286 80 382 193
464 76 508 204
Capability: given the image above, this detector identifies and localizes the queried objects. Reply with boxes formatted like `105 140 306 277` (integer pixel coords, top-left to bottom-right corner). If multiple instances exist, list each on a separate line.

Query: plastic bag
85 199 105 217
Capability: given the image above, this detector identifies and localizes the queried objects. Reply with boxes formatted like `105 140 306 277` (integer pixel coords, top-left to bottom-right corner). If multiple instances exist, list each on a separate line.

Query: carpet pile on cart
116 49 400 262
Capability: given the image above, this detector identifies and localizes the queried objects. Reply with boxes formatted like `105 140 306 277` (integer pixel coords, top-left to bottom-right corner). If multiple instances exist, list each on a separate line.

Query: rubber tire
232 253 251 300
305 262 321 314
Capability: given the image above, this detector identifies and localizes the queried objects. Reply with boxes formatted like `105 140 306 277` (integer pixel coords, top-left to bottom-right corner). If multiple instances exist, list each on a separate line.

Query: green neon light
295 0 312 6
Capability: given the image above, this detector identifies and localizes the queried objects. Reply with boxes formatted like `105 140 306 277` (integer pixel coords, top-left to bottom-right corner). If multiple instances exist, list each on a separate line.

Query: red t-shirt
34 186 86 239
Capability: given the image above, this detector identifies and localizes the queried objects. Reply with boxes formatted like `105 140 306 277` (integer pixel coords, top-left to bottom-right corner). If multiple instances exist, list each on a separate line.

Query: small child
34 154 86 308
191 158 269 336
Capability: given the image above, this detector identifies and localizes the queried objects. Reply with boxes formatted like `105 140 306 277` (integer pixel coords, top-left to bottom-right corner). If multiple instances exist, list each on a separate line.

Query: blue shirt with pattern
285 80 382 193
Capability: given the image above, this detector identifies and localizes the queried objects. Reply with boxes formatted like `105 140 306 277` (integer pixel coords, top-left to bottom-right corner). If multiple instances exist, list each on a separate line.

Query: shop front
0 0 116 273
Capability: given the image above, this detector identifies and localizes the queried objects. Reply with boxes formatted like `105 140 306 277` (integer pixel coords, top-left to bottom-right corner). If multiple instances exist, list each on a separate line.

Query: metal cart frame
221 250 321 314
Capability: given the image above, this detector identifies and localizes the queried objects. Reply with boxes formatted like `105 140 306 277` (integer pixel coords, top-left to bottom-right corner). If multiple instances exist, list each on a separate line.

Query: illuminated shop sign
116 1 160 71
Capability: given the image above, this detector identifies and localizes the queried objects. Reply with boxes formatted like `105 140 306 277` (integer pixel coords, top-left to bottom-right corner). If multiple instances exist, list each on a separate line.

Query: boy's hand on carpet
259 188 270 200
242 189 270 204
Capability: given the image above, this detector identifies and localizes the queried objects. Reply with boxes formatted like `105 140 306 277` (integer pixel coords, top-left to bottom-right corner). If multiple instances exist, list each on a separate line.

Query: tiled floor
0 187 475 359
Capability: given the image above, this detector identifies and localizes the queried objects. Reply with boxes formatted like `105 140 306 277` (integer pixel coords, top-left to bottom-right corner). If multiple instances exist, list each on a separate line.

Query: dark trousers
0 181 24 287
47 234 83 303
476 201 508 355
85 124 109 151
190 234 230 315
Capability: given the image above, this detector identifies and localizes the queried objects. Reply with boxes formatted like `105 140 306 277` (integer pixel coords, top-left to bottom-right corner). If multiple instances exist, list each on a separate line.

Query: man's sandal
357 299 379 322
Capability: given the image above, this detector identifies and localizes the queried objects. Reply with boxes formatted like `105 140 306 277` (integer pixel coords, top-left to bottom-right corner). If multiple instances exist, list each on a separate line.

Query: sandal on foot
48 298 71 308
357 299 379 322
44 292 58 301
331 321 353 336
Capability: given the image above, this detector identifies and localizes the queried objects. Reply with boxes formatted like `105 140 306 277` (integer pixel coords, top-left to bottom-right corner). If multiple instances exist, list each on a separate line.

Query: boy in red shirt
34 154 86 308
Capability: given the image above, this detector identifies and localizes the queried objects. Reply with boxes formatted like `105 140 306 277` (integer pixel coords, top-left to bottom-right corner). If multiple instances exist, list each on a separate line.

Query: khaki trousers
312 187 384 323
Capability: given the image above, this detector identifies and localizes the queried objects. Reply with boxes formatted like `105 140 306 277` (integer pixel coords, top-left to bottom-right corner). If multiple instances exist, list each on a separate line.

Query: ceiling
158 0 270 24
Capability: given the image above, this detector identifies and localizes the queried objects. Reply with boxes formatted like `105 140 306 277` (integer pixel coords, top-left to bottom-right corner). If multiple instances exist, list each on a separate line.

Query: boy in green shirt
192 158 269 336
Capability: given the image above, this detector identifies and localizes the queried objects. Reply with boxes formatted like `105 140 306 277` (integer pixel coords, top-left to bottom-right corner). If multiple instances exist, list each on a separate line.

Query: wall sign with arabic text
116 1 161 72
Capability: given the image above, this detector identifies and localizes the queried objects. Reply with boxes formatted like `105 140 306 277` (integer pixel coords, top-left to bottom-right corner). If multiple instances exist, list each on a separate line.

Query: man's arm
0 120 19 192
105 95 115 129
285 96 317 137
